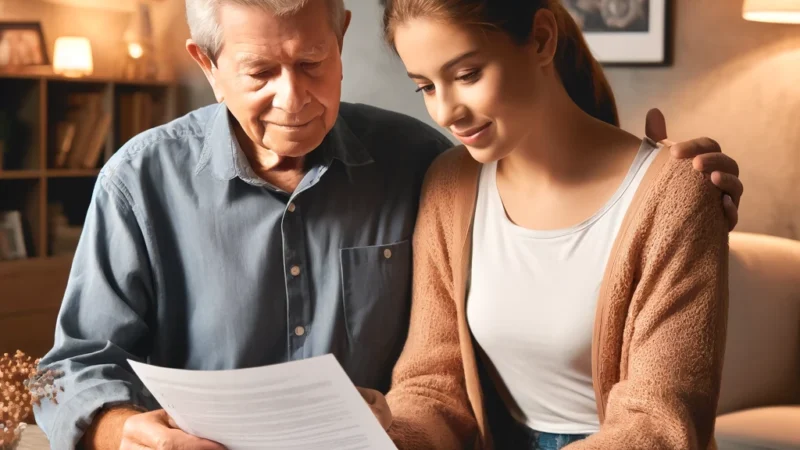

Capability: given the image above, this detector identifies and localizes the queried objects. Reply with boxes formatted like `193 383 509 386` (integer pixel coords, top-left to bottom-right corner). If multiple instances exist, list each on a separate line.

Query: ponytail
550 2 620 126
384 0 620 127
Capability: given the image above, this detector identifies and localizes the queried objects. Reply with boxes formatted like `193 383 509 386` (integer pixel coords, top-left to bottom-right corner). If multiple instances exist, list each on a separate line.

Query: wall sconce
743 0 800 23
122 1 158 79
53 36 94 77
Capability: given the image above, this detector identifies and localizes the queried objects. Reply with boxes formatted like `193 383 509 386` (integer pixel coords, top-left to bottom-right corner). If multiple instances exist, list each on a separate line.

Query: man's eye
302 61 323 70
249 69 274 78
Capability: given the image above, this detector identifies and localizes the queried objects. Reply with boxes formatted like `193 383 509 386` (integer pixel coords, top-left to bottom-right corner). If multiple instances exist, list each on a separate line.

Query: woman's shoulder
421 145 480 199
633 145 727 242
651 149 723 215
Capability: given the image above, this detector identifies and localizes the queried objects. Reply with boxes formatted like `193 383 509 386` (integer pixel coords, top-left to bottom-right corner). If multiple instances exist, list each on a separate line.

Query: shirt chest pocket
340 240 412 352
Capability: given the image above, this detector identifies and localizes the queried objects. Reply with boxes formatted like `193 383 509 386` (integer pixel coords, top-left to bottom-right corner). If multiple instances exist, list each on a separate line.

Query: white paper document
128 354 397 450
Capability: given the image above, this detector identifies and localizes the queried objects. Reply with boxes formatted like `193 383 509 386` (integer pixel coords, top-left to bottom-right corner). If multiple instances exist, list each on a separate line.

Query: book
81 112 112 169
0 211 27 260
53 121 77 168
65 93 103 169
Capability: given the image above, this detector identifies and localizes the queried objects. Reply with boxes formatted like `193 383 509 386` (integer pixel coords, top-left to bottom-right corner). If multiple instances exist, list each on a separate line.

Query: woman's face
394 18 545 163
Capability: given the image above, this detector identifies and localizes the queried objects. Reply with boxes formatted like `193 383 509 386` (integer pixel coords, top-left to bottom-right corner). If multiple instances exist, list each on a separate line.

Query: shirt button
294 326 305 337
384 249 392 259
290 265 301 276
287 203 296 213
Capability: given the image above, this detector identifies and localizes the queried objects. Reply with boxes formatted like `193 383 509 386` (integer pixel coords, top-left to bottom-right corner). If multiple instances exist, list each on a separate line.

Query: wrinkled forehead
216 1 340 60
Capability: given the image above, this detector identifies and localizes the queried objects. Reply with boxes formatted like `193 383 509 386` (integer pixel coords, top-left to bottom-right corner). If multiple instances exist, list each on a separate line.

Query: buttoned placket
280 164 330 359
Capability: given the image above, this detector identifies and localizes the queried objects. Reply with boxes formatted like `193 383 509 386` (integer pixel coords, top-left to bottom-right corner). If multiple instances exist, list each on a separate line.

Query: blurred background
0 1 798 447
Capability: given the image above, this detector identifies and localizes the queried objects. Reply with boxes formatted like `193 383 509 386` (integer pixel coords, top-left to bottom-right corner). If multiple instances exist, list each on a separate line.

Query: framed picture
0 22 49 67
0 211 28 260
565 0 671 66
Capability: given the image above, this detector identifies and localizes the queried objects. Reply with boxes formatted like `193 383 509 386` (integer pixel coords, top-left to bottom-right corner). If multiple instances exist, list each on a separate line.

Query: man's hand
82 407 226 450
118 409 226 450
645 108 743 231
357 387 393 431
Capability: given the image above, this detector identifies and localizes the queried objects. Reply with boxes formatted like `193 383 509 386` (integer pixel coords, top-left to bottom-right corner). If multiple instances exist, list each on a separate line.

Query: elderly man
34 0 743 449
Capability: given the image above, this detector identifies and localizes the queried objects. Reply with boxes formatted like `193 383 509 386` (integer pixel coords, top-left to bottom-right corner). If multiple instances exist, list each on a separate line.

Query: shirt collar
196 103 373 183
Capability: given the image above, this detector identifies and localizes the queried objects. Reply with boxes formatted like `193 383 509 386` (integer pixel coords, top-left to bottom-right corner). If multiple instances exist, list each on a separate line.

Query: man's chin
263 138 325 159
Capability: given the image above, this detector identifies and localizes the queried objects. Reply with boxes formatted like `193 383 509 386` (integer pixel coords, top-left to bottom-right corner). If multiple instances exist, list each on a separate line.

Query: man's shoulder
338 102 454 165
102 104 216 180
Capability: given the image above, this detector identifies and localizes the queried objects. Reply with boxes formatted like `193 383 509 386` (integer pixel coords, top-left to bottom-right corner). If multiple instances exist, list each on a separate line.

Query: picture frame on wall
564 0 671 66
0 21 50 68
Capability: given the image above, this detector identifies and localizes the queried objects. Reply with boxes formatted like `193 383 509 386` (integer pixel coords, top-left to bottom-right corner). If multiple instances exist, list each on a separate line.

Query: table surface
18 424 50 450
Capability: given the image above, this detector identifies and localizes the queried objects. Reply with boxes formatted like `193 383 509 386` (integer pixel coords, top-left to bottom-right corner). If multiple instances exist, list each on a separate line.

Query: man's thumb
645 108 668 142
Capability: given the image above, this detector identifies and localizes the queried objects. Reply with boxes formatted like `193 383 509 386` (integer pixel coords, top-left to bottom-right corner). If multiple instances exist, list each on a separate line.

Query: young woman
381 0 732 449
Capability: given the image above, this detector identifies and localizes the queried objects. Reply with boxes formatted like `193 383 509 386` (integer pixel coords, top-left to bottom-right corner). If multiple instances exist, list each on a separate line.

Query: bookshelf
0 71 177 356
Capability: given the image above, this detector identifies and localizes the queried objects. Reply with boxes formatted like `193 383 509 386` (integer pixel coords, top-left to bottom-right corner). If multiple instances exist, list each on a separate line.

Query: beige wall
605 1 800 240
6 0 796 239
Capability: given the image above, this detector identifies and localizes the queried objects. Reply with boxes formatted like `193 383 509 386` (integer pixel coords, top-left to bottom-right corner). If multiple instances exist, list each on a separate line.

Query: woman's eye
415 84 435 94
457 70 481 83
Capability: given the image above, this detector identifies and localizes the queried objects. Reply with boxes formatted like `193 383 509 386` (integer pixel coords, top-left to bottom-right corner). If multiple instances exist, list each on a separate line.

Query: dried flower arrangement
1 351 63 450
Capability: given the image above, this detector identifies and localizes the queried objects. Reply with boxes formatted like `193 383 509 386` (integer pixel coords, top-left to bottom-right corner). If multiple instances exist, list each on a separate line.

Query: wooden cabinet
0 72 177 356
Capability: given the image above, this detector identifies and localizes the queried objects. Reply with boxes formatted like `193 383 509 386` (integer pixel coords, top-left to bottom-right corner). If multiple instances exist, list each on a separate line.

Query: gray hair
186 0 347 60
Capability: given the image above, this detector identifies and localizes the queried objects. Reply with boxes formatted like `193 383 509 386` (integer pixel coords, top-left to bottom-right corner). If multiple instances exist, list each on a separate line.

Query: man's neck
234 123 307 193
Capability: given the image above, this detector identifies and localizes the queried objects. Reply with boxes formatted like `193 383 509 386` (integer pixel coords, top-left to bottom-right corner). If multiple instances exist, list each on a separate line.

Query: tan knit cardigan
386 145 729 450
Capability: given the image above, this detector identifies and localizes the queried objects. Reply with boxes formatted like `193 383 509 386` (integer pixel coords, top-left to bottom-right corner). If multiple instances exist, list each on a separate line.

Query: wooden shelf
0 69 175 87
0 170 42 180
46 169 101 178
0 254 71 269
0 71 178 356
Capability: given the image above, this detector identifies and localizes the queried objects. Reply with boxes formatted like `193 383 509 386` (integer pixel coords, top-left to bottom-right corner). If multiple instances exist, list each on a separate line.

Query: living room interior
0 0 798 449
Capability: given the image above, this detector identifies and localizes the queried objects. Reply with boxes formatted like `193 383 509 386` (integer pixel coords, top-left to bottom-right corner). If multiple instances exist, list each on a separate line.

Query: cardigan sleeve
386 150 479 450
567 160 729 450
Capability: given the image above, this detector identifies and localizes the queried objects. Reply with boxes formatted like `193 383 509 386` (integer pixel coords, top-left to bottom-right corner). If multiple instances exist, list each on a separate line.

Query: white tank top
467 139 661 434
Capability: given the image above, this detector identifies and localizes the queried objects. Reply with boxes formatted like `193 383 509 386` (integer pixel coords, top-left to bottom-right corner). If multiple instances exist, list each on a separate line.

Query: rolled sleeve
34 173 159 448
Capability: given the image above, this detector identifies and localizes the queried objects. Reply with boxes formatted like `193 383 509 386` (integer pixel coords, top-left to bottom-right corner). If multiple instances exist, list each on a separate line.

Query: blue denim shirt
34 102 451 448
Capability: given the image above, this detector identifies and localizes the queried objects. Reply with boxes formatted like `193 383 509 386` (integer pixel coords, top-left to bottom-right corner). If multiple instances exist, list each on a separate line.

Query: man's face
197 2 347 158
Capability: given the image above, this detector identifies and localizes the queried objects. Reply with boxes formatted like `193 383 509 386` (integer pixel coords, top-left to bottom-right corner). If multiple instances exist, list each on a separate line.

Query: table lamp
53 36 94 77
743 0 800 23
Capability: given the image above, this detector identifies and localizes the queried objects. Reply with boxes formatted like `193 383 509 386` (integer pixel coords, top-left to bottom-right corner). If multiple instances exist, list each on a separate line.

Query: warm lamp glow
53 37 94 77
743 0 800 23
128 42 144 59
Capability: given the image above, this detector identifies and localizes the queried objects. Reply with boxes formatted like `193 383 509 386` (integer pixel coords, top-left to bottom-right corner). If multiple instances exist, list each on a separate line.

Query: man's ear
186 39 225 103
530 9 558 67
337 10 353 51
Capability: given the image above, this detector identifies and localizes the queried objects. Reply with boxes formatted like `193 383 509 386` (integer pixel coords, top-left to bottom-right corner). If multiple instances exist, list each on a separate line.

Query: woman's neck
498 93 628 192
495 84 644 230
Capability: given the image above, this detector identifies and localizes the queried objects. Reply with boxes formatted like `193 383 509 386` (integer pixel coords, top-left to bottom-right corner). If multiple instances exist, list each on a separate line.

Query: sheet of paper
128 354 397 450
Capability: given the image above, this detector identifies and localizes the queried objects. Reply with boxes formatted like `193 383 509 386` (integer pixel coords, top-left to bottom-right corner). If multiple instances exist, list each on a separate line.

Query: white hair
186 0 346 59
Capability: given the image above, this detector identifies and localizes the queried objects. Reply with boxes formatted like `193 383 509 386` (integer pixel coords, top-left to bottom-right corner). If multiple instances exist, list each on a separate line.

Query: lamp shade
743 0 800 23
53 37 94 77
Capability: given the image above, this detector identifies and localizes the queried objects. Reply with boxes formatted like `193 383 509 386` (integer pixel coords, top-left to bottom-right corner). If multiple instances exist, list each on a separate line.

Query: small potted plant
0 351 63 450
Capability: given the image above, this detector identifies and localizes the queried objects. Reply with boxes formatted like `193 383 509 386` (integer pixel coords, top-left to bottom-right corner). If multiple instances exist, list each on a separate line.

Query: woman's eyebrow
407 50 480 79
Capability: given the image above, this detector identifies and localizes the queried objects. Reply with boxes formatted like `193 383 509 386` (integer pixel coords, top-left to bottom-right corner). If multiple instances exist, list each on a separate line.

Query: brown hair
383 0 620 127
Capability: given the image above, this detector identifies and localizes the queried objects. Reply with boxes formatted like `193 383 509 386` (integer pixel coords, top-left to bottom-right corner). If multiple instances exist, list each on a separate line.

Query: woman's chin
465 145 507 164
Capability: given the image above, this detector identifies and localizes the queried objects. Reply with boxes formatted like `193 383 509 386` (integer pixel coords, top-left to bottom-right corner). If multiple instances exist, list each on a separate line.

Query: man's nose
272 70 311 114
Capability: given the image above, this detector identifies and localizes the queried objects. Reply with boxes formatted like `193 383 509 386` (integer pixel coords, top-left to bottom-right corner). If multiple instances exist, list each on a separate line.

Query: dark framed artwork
564 0 671 66
0 22 49 67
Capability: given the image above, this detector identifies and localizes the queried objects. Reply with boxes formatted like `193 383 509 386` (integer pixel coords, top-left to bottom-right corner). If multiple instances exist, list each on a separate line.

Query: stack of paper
129 354 397 450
